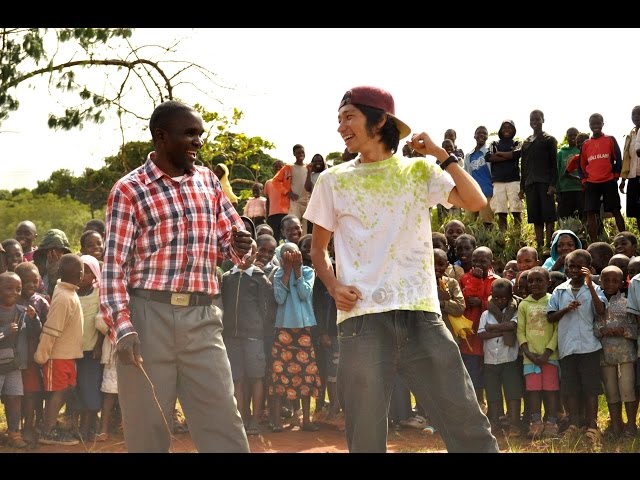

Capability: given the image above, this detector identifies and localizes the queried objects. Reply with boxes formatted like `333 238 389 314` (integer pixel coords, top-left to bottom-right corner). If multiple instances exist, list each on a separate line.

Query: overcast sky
1 28 638 191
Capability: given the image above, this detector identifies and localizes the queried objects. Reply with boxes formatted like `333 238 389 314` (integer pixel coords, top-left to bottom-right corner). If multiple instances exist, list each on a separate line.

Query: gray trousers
117 296 249 452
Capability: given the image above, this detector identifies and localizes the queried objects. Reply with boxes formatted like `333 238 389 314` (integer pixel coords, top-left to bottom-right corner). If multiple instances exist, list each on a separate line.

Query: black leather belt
129 289 213 307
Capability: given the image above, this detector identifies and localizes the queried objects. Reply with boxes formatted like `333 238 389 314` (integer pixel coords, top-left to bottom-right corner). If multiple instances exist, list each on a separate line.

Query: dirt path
0 420 448 453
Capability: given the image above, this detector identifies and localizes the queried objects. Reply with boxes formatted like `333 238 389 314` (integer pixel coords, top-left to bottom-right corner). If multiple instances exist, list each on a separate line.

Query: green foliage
194 105 278 212
0 191 92 251
0 28 219 132
326 151 342 166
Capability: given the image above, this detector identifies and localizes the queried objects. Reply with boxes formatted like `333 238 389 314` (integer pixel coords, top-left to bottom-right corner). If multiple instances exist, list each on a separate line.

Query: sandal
270 424 284 433
94 432 109 442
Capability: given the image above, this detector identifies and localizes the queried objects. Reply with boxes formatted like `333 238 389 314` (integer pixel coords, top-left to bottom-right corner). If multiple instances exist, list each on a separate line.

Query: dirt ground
0 417 448 453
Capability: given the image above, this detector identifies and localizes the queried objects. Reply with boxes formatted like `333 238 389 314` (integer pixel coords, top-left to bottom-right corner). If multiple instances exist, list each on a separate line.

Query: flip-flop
270 424 284 433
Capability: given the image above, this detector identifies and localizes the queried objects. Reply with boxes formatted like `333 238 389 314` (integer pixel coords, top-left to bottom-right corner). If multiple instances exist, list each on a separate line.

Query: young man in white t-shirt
304 85 499 453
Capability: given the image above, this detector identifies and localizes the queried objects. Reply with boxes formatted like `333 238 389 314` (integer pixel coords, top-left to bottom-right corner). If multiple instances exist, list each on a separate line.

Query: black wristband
438 155 458 171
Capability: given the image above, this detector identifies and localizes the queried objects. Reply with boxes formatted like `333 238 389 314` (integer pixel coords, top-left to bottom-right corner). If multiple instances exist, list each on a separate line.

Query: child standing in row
76 255 104 442
460 246 498 412
596 265 638 438
0 272 41 448
517 267 560 438
34 254 84 446
548 249 606 445
269 242 320 433
14 262 49 443
478 279 521 436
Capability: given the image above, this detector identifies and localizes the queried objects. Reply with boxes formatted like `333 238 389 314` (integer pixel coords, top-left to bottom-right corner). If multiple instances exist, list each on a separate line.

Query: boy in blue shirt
547 249 606 445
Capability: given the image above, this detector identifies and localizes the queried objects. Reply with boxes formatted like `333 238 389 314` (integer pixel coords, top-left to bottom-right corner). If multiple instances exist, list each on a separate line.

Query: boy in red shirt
577 113 625 242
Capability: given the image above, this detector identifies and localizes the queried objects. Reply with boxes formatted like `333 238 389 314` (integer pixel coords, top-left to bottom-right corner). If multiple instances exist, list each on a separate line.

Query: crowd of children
1 105 640 450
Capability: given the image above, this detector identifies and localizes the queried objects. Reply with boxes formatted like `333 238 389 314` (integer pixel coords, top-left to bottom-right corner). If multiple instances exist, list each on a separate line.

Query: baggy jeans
337 310 499 453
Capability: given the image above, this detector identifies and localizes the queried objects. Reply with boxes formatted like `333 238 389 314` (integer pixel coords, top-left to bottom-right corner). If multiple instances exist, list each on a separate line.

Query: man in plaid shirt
100 100 253 453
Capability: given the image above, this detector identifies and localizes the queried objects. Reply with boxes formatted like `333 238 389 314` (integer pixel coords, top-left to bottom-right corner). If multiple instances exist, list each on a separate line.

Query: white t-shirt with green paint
304 154 455 324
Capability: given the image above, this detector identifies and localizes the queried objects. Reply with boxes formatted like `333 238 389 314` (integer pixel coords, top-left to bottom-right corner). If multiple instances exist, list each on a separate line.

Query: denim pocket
338 316 366 339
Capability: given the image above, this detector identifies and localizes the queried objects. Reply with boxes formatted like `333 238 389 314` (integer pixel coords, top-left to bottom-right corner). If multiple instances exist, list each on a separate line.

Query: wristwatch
437 155 458 171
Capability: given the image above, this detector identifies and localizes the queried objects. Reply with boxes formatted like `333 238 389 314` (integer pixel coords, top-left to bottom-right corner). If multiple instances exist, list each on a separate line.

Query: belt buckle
171 293 191 306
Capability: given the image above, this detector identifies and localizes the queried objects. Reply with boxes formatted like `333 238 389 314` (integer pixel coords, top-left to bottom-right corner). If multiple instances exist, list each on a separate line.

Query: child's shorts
490 181 523 214
21 362 43 393
602 363 636 403
559 351 603 397
226 337 266 381
42 359 76 392
0 369 23 396
76 351 103 411
101 364 118 394
524 362 560 391
484 361 523 402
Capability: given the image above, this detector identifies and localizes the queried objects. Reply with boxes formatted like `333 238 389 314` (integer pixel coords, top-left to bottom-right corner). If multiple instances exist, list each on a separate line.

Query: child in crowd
436 140 461 221
83 219 106 240
14 221 38 263
75 255 104 442
269 242 320 433
460 246 498 412
253 233 279 426
222 240 274 437
432 233 464 281
578 113 625 243
434 248 466 341
244 182 268 227
256 223 275 239
32 229 72 300
609 254 630 294
94 303 118 442
444 220 465 265
587 242 615 277
548 271 567 293
503 261 518 284
556 127 584 219
516 247 539 274
0 272 41 448
312 235 342 425
276 215 304 255
629 257 640 280
464 126 494 228
548 249 606 445
455 234 477 274
613 231 638 258
485 120 523 231
595 265 638 439
516 270 531 300
79 230 104 262
2 239 24 272
517 267 560 438
478 279 521 436
542 229 582 273
14 262 49 444
34 254 84 446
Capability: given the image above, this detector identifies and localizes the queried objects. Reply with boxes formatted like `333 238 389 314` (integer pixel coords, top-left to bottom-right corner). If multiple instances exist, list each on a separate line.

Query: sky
2 28 639 191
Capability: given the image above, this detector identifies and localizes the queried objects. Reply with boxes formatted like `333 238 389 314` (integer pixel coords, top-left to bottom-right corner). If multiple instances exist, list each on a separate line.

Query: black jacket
221 267 275 339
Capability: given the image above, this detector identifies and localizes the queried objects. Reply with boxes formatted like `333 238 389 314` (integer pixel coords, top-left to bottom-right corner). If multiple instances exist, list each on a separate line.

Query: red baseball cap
339 86 411 140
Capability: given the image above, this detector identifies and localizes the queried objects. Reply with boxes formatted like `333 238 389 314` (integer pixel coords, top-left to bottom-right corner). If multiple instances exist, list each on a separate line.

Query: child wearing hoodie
485 120 523 231
542 229 582 274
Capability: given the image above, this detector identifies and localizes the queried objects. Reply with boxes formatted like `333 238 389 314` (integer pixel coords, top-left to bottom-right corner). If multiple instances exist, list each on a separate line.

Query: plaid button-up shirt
100 156 244 343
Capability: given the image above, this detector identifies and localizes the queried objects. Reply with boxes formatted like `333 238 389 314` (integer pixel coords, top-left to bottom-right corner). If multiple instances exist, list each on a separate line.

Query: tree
326 151 343 166
1 28 220 137
195 105 279 210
